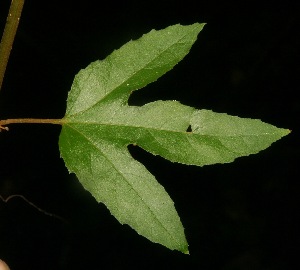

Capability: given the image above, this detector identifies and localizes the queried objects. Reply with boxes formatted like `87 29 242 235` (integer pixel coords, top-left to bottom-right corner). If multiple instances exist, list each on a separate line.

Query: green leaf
59 23 289 253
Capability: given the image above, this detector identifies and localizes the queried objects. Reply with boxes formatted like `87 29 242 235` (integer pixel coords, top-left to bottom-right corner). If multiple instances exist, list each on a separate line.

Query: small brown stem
0 118 64 131
0 0 25 91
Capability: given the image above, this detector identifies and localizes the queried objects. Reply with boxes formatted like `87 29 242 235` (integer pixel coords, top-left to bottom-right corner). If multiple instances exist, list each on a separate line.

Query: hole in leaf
186 125 192 132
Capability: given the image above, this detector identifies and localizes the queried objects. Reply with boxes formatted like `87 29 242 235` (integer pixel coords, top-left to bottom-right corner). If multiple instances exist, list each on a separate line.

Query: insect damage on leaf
58 23 289 253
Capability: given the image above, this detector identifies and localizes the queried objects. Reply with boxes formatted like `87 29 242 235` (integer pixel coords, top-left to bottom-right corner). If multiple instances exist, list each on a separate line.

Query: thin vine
0 194 67 223
0 0 25 91
0 1 65 224
0 0 63 131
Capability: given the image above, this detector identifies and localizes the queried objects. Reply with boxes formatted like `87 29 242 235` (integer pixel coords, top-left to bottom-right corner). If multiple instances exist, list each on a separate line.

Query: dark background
0 1 298 269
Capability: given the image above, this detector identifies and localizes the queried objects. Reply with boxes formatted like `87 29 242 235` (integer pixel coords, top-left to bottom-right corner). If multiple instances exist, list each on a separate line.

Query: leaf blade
64 100 289 166
135 107 290 165
59 124 189 253
59 22 289 253
65 23 205 117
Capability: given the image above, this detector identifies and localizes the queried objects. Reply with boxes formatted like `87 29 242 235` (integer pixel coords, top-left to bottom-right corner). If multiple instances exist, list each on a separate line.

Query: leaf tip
190 22 206 33
177 241 189 254
182 248 190 255
279 127 291 138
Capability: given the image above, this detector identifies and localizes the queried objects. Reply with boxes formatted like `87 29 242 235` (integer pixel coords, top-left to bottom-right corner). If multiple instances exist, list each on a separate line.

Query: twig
0 0 25 91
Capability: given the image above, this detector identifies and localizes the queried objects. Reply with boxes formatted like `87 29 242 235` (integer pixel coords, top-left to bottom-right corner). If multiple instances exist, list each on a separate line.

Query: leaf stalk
0 118 64 131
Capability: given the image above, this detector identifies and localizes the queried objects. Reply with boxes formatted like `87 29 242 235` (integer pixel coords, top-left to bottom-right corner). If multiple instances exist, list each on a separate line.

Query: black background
0 1 299 269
